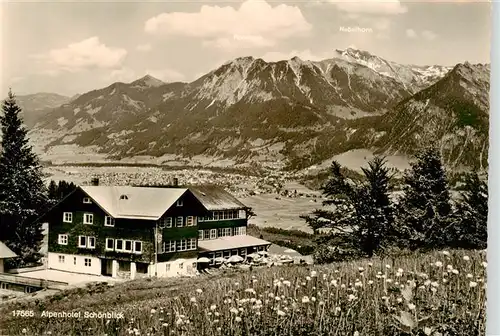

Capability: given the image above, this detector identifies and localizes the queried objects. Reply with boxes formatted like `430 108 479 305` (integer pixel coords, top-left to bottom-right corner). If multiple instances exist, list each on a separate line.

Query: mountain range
11 48 489 171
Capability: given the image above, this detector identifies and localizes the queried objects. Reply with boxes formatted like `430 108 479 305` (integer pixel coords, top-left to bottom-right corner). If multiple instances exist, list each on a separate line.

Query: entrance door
101 259 112 276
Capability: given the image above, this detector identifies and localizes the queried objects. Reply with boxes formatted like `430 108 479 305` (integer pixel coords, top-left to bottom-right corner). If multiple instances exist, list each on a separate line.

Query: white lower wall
155 258 198 278
47 252 101 276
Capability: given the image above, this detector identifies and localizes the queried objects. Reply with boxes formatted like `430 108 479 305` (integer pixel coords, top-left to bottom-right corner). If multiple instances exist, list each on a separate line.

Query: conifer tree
396 147 453 250
452 173 487 249
303 157 396 262
0 90 48 267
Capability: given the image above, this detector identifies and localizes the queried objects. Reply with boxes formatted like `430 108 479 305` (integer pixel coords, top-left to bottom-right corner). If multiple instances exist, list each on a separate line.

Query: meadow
0 249 486 336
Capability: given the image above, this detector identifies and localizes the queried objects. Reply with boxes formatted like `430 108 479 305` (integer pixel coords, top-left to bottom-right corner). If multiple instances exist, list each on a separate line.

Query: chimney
91 177 99 186
173 177 178 187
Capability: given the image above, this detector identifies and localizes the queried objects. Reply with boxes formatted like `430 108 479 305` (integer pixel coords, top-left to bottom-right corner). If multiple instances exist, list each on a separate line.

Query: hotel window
213 211 219 220
160 217 172 229
198 230 204 240
78 236 86 248
88 237 96 249
227 211 233 219
176 216 184 227
163 240 176 253
215 252 223 264
58 255 65 263
210 229 217 239
134 241 142 254
176 239 187 252
83 213 94 225
209 252 215 266
83 197 91 204
198 216 204 222
105 238 114 251
104 216 114 227
240 248 247 257
204 230 210 240
84 258 92 267
115 239 124 251
234 227 246 235
186 216 194 226
58 234 68 245
187 238 197 250
176 199 183 207
63 212 73 223
239 210 246 219
124 240 133 252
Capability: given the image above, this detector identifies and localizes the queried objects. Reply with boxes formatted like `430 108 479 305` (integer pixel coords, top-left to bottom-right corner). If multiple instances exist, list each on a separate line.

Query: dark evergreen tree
302 157 396 262
48 180 58 201
396 147 453 250
452 173 487 249
0 90 48 267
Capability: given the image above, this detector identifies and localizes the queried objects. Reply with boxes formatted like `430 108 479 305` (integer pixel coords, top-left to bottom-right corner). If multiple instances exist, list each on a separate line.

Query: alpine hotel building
42 185 271 279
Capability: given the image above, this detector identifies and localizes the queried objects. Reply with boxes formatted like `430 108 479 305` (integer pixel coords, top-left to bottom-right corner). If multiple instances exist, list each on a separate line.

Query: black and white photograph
0 0 491 335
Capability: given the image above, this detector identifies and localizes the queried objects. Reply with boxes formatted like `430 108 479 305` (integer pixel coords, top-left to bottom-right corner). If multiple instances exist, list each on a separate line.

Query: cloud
329 0 407 15
406 29 417 38
203 35 275 51
405 29 438 41
144 0 312 49
421 30 438 41
145 68 185 82
108 67 137 83
261 49 331 62
136 44 152 52
32 37 127 74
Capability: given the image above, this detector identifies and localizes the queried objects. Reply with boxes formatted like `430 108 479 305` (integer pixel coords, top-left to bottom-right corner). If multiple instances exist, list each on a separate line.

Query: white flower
467 274 473 279
434 261 443 267
150 309 157 314
358 267 364 272
196 288 203 294
397 298 403 303
368 280 374 285
302 296 310 303
190 297 196 303
210 304 217 311
22 329 27 334
277 310 286 316
348 294 357 301
469 281 478 288
386 264 391 269
311 271 317 277
482 262 488 268
442 250 450 256
408 303 416 310
306 276 312 281
463 255 470 261
452 269 459 275
368 262 373 267
235 316 242 322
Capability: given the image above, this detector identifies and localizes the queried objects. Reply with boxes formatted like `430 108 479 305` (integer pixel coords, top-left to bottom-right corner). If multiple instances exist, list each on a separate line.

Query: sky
0 0 492 96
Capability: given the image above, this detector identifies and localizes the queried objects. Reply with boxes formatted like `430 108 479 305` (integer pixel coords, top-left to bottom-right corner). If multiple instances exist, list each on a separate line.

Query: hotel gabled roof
0 241 17 259
189 185 246 211
80 186 189 220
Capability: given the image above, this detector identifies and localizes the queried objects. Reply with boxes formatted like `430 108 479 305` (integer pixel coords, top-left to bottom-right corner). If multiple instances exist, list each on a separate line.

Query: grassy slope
0 249 486 336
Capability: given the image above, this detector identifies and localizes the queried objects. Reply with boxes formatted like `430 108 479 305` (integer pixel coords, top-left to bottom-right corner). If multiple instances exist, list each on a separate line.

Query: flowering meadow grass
0 249 486 336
